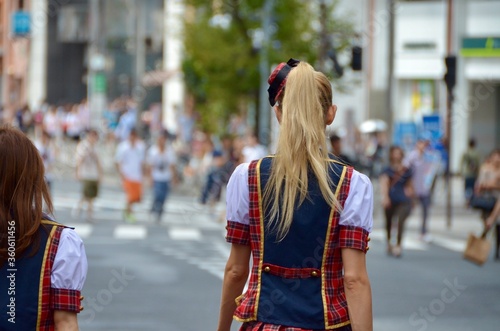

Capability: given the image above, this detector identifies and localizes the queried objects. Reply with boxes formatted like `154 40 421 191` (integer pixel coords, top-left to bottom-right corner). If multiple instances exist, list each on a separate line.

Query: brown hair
0 125 53 265
388 145 404 164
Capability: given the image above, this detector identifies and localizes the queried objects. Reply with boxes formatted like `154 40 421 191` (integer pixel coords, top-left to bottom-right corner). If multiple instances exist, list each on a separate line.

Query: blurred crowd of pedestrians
0 97 272 224
372 133 500 260
2 98 498 255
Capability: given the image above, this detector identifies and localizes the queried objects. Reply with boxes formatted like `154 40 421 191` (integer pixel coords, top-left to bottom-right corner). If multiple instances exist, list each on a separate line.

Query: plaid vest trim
37 221 64 330
234 159 264 322
38 220 83 331
322 165 351 329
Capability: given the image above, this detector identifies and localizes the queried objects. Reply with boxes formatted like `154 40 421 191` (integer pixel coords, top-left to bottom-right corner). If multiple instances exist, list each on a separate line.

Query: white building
456 0 500 163
163 0 185 134
393 0 500 171
332 0 500 172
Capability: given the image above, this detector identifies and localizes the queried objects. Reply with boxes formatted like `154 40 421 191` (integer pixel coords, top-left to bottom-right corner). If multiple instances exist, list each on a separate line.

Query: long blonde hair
263 62 342 240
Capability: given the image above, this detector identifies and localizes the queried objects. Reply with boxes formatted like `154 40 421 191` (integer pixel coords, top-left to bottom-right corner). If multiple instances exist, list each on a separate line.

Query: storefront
458 37 500 158
393 1 447 151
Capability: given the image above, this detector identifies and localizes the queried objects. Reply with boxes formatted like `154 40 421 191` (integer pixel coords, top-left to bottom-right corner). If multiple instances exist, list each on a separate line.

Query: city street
49 176 500 331
1 1 499 330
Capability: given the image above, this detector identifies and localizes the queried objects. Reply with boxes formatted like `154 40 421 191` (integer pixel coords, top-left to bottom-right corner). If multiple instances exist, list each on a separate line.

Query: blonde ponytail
263 62 342 240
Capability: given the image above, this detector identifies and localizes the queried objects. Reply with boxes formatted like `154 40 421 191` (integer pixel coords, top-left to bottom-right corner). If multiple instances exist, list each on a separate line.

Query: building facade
331 0 500 172
0 0 32 121
393 0 500 171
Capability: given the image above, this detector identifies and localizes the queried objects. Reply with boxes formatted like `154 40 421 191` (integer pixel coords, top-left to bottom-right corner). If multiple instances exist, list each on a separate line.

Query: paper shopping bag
463 232 491 266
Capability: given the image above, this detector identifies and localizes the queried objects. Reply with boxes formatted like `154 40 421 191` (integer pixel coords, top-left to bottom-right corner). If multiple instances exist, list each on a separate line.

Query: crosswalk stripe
370 229 467 252
431 234 466 252
53 195 205 214
370 229 426 251
402 238 427 251
168 227 202 241
70 224 93 239
114 225 147 239
213 241 230 259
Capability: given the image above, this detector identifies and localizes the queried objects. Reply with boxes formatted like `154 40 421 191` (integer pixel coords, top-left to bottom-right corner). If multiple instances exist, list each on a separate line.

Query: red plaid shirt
226 159 369 331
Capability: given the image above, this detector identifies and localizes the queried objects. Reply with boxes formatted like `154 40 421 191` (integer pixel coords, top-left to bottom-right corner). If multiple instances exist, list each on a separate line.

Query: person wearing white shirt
241 133 268 163
146 132 178 222
115 129 146 222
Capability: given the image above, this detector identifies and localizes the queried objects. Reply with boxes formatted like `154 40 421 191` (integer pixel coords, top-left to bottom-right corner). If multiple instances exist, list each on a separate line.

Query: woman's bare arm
217 243 251 331
342 248 373 331
54 310 79 331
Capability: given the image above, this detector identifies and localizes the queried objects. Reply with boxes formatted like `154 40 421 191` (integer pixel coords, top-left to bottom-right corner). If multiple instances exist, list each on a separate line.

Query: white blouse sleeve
51 228 88 290
339 170 374 233
225 163 250 225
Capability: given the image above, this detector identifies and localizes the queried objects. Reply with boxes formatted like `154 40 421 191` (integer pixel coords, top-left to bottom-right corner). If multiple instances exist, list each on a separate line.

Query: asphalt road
49 179 500 331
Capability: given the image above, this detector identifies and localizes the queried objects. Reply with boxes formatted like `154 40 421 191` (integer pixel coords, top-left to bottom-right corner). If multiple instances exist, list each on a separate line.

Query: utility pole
258 0 275 146
88 0 106 130
386 0 395 138
318 0 328 73
134 1 146 131
444 0 454 229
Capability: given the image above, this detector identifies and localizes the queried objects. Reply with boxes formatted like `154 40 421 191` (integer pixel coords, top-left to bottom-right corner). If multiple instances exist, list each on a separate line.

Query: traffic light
351 46 362 71
444 55 456 91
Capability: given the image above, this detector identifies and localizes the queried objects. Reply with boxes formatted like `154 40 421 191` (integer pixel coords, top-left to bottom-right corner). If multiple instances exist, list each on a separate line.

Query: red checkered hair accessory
267 58 300 106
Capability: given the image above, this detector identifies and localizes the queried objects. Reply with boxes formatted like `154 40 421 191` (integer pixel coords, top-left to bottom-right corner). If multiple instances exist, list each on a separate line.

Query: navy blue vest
256 156 346 329
0 221 60 331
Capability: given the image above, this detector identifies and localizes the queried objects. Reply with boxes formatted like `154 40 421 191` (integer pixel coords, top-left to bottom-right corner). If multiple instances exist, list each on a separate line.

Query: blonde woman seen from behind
217 60 373 331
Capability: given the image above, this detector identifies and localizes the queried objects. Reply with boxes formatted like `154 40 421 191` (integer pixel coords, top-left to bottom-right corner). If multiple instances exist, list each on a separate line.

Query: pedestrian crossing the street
64 216 467 254
52 187 226 233
53 194 222 225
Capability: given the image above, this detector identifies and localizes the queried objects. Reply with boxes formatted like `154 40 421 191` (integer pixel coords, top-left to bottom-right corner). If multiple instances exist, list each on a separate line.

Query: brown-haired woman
379 146 414 257
0 125 87 330
217 60 373 331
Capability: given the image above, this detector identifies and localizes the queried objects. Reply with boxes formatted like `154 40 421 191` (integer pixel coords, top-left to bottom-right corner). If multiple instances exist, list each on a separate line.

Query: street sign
461 37 500 57
11 11 30 37
422 115 442 143
393 122 417 153
92 73 107 93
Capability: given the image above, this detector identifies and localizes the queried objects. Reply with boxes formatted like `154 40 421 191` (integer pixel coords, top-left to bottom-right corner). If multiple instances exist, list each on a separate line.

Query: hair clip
267 58 300 106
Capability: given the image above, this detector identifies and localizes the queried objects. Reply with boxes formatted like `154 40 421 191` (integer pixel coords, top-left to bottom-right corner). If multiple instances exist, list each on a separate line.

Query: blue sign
421 115 442 143
12 11 31 36
393 122 418 153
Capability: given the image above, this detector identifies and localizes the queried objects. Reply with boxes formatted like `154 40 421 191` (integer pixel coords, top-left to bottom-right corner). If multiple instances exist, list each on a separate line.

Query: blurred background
1 0 499 169
1 1 500 330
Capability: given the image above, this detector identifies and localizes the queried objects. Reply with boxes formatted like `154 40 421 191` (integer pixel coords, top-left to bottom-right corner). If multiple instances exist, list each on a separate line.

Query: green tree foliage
182 0 355 133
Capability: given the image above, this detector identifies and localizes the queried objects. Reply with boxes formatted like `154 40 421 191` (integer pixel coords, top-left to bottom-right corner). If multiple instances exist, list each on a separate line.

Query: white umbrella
359 119 387 133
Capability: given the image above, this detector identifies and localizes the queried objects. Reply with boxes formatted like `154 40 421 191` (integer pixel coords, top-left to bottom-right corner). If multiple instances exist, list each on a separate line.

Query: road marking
402 238 427 251
114 225 147 239
371 229 427 251
168 227 202 241
431 235 466 252
213 241 230 259
70 224 93 239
